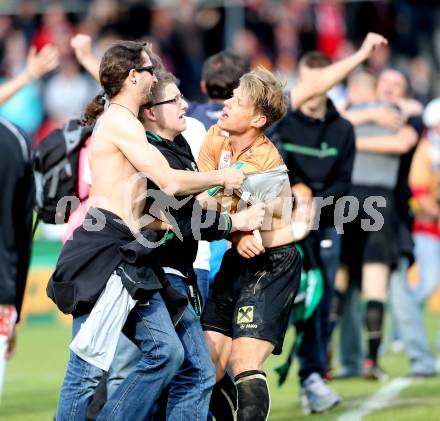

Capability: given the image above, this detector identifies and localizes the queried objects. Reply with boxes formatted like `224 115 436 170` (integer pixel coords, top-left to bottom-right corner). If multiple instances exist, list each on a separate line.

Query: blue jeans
412 233 440 304
318 227 342 356
106 333 141 398
298 227 341 381
109 274 215 419
56 313 103 420
390 256 436 374
338 283 362 375
56 292 185 421
195 268 210 307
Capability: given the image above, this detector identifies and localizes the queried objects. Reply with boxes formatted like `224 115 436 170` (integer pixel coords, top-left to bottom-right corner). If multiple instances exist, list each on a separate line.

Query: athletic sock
209 374 237 421
365 300 384 364
235 370 270 421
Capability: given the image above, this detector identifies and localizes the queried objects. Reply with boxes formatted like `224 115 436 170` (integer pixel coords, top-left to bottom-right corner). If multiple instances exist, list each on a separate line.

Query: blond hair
239 66 287 129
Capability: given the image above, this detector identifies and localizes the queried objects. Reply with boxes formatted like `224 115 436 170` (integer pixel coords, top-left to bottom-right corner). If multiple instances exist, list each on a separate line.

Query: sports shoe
362 359 388 381
301 373 341 414
300 386 311 415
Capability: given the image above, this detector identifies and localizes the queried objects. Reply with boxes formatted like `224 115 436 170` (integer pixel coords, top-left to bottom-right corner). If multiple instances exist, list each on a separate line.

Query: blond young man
197 67 300 421
198 32 388 420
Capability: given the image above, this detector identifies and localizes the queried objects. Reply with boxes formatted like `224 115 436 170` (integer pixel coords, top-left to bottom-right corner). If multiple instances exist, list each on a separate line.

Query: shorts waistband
265 242 296 253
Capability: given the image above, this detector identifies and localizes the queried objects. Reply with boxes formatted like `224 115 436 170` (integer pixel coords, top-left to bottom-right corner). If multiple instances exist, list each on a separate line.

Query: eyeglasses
134 66 155 76
152 93 185 107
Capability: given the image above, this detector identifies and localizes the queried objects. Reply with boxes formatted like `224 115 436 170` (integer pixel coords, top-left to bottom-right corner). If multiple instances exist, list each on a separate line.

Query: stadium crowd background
0 0 438 140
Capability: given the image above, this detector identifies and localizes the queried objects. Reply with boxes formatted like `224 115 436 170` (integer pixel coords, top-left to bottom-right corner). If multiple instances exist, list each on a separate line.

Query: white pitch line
336 377 413 421
337 357 440 421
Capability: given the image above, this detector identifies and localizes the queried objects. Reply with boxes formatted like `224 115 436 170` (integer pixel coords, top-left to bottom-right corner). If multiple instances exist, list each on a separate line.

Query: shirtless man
51 41 246 421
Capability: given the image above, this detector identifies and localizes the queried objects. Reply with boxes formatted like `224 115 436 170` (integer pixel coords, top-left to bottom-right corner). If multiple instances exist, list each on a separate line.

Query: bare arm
0 44 59 104
356 125 418 155
291 33 388 110
111 118 243 195
70 34 100 82
409 141 440 219
142 217 171 231
342 107 403 131
416 195 440 220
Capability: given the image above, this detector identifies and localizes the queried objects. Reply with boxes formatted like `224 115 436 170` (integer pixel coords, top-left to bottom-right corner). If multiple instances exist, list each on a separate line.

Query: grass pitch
1 320 440 420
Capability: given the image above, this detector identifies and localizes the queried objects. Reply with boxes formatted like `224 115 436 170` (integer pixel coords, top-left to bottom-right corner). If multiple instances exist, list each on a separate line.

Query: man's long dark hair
82 41 152 126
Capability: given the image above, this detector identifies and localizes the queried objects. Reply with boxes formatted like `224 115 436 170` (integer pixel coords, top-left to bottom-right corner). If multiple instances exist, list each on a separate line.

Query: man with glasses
138 71 264 419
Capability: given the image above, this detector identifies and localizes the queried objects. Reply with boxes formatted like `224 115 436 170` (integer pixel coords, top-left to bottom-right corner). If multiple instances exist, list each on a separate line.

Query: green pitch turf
1 321 440 420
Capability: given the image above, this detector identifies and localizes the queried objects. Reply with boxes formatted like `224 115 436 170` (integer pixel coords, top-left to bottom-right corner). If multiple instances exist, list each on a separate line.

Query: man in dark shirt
272 51 355 413
0 116 34 393
187 51 248 130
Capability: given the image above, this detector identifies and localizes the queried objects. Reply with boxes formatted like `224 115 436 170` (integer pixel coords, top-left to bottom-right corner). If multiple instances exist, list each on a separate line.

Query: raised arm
291 33 388 110
70 34 100 82
111 119 244 195
0 44 59 104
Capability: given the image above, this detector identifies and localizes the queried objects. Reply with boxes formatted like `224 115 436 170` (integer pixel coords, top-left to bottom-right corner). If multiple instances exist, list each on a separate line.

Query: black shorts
201 243 301 355
340 186 399 281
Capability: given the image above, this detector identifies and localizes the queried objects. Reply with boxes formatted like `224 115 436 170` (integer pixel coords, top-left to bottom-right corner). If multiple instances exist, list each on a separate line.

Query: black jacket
271 99 355 228
145 131 231 279
0 117 34 322
47 208 187 323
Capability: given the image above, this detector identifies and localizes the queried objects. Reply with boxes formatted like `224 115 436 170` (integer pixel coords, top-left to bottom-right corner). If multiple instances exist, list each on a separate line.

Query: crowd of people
0 1 439 420
0 0 438 138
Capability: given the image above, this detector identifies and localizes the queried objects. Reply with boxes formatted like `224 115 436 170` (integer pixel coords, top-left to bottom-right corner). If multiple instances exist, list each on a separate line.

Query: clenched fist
70 34 93 63
359 32 388 60
222 167 245 192
231 202 266 232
